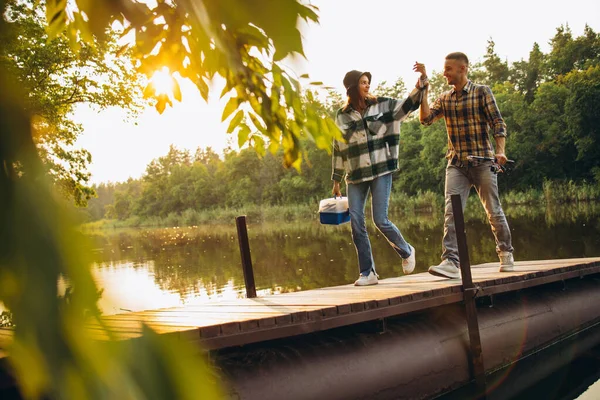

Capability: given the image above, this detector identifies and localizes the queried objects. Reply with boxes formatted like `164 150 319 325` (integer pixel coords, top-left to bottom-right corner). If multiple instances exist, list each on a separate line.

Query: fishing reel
466 155 515 174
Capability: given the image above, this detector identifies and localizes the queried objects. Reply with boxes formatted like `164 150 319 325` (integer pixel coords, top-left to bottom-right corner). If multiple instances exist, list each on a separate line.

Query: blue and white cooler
319 196 350 225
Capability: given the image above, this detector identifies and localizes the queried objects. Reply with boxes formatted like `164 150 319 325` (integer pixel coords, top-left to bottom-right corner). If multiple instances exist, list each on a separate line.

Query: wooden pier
4 257 597 353
1 257 599 353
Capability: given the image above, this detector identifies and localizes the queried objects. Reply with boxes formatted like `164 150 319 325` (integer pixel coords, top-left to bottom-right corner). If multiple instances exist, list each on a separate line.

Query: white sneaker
354 270 379 286
499 252 515 272
428 259 461 279
402 244 416 274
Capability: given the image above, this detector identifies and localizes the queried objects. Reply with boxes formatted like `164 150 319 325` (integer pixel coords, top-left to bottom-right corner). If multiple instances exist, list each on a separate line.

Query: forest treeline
85 25 600 224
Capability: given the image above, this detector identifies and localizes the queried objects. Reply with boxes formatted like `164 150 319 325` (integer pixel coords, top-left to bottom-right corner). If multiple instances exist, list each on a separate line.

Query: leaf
253 135 266 157
73 13 94 45
45 0 68 40
67 24 81 53
237 123 251 148
299 74 310 79
220 80 234 98
281 76 294 105
248 113 266 135
271 64 283 87
238 25 270 50
172 78 182 102
143 83 156 99
116 44 130 57
155 94 171 114
227 110 244 134
298 4 320 22
268 141 280 155
196 78 209 102
221 97 239 122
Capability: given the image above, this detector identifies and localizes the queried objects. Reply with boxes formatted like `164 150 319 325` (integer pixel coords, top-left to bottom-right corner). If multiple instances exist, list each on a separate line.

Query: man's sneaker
354 270 379 286
499 252 515 272
428 259 461 279
402 244 416 274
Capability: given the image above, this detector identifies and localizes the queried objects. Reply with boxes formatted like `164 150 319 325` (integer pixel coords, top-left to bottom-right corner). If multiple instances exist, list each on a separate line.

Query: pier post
451 194 487 396
235 215 257 299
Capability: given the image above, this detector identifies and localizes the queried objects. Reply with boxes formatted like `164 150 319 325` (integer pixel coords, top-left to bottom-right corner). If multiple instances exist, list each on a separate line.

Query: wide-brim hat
343 70 372 94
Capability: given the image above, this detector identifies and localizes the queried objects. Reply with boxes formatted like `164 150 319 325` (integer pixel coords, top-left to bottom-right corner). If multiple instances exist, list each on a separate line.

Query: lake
85 202 600 315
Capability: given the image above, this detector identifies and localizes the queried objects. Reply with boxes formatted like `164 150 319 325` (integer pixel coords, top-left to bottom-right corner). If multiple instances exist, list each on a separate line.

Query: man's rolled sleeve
483 86 507 137
421 97 444 126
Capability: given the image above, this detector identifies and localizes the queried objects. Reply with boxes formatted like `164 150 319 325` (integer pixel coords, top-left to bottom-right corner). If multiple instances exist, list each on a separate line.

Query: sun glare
149 67 175 96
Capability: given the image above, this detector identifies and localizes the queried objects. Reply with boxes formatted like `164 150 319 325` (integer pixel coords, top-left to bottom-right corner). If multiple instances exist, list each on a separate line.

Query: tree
510 81 576 187
0 44 220 400
511 42 546 103
563 65 600 181
547 24 600 77
0 0 144 205
482 38 510 87
373 77 407 99
44 0 340 170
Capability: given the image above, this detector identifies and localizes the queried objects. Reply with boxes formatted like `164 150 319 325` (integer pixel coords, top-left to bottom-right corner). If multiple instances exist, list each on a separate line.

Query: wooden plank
474 264 600 296
197 293 465 350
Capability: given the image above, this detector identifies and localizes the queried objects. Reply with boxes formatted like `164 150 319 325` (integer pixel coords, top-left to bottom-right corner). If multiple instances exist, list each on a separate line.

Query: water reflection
86 203 600 315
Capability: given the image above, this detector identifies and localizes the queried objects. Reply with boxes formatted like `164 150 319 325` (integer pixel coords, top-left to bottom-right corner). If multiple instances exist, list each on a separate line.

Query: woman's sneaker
402 244 416 274
499 252 515 272
354 270 379 286
428 259 461 279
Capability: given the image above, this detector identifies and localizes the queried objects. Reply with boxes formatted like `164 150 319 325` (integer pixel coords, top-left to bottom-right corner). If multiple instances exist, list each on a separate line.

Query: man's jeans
348 173 411 276
442 162 514 265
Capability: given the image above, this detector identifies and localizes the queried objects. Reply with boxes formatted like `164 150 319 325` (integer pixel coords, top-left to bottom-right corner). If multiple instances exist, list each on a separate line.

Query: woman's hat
343 70 372 94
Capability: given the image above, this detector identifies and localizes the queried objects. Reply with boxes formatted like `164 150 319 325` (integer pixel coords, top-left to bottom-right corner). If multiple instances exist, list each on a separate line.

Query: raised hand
413 62 427 79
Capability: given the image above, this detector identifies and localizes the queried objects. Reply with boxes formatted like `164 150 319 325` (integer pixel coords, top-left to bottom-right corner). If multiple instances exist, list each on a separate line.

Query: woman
331 68 427 286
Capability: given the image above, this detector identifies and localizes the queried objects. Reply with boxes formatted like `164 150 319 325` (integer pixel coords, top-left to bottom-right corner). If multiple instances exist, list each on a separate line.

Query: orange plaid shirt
421 80 506 165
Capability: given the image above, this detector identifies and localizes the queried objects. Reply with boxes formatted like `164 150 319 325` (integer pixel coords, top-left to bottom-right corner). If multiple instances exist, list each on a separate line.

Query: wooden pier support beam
451 194 487 396
235 215 257 299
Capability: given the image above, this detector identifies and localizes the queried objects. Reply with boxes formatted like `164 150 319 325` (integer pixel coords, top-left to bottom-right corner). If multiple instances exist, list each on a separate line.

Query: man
415 52 514 279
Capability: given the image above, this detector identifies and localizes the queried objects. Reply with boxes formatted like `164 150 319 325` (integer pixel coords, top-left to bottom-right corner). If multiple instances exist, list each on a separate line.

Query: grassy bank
82 181 600 230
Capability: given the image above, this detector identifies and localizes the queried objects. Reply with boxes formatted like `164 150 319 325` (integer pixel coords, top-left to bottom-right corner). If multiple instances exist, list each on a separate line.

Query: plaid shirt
332 80 426 184
421 80 506 165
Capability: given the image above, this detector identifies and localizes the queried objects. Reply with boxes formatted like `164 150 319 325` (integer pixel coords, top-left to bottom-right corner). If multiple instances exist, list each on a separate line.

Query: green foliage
562 65 600 180
44 0 340 169
0 61 220 400
510 43 547 103
1 0 145 206
471 39 510 87
548 24 600 76
373 77 407 99
542 180 600 204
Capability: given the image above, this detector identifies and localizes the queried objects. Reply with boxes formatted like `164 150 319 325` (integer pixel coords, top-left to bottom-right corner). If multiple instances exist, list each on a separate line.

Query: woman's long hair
345 85 377 114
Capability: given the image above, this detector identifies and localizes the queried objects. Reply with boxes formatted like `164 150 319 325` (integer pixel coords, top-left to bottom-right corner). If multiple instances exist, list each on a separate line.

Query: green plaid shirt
421 80 507 164
332 80 426 184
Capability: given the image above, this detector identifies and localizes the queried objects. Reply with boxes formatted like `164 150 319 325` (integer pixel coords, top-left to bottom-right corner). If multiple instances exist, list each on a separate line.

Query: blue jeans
347 173 412 276
442 162 514 265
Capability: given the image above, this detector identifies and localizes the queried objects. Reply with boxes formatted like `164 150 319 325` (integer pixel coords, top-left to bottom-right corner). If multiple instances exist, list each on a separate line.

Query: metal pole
235 215 257 299
451 194 487 396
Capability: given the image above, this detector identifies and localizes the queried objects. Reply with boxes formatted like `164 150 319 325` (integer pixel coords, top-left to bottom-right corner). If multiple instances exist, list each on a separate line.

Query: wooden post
451 194 487 396
235 215 257 299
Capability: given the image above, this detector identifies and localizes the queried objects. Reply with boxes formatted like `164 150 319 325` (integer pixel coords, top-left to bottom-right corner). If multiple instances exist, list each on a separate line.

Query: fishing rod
466 155 515 174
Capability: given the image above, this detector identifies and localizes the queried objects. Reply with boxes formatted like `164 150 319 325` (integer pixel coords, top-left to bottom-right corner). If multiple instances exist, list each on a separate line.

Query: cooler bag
319 196 350 225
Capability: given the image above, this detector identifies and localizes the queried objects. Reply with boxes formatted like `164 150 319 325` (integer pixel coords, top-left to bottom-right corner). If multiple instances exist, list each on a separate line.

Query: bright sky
73 0 600 184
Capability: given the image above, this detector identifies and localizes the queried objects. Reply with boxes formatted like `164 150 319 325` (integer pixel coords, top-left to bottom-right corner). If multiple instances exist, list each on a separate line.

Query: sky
73 0 600 184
